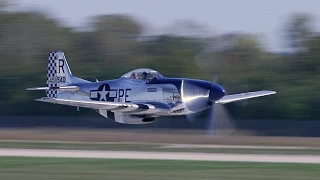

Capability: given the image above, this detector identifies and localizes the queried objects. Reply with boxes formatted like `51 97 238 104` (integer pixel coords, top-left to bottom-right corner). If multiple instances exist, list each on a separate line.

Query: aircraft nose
209 83 225 102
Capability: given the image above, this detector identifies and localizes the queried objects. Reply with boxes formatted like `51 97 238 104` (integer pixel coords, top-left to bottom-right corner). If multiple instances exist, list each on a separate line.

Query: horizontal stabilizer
216 90 276 104
26 86 79 91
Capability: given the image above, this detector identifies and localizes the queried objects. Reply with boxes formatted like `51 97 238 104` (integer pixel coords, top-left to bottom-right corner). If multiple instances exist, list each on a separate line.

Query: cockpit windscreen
121 68 164 81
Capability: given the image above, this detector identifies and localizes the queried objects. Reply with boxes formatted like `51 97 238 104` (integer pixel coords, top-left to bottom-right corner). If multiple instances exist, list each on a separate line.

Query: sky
15 0 320 52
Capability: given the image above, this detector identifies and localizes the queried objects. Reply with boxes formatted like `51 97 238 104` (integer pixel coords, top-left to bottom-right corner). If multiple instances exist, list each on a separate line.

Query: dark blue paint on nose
209 83 225 102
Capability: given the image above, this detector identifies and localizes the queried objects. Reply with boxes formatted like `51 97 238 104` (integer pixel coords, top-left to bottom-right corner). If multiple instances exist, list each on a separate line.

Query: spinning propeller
185 43 242 135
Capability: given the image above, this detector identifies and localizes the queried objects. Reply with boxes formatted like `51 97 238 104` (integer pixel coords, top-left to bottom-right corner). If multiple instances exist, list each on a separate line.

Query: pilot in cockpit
129 71 159 82
130 72 138 79
142 72 148 80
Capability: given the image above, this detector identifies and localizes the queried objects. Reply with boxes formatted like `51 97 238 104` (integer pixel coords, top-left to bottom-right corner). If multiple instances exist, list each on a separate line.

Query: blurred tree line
0 5 320 120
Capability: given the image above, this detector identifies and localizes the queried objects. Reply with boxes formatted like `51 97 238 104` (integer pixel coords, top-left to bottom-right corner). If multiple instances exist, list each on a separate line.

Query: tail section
26 51 89 97
46 51 90 97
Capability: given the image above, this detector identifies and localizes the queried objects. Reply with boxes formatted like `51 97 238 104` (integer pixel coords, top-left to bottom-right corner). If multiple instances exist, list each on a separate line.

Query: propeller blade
203 104 236 136
214 104 235 135
186 111 202 122
187 104 235 136
205 106 215 135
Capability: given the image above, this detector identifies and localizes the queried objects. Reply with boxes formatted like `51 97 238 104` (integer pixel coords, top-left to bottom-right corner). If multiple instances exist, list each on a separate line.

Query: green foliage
285 13 314 51
0 10 320 120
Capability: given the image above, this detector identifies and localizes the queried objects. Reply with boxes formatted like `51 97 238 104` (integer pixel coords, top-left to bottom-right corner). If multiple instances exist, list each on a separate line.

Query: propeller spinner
181 79 225 113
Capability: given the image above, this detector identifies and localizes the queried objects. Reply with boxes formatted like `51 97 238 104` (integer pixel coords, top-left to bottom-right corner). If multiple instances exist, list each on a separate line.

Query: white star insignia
98 85 109 101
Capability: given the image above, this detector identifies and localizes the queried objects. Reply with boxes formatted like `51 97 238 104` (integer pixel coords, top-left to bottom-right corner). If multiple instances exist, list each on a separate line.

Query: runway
0 148 320 164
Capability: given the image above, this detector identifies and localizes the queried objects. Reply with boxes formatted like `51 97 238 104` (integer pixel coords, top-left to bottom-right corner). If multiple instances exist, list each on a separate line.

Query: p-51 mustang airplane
27 51 276 124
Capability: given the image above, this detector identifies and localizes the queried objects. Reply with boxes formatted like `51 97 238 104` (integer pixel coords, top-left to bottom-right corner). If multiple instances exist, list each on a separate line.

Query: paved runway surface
0 148 320 164
159 144 320 149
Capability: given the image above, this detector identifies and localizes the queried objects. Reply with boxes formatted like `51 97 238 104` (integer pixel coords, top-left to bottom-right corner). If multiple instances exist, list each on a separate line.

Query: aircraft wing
36 97 171 114
216 90 276 104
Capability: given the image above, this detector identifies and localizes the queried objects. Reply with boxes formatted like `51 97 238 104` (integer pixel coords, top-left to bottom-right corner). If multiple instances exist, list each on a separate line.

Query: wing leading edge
216 90 276 104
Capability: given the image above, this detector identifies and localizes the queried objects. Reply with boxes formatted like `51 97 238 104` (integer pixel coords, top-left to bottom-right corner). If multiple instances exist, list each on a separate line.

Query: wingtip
25 87 49 91
269 90 277 94
261 90 276 95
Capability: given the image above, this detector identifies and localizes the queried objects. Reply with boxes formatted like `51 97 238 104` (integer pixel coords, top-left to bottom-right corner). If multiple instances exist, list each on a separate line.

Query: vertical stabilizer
46 51 73 97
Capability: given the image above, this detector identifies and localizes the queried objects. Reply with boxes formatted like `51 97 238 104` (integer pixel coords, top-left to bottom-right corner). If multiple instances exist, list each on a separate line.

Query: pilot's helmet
142 71 148 79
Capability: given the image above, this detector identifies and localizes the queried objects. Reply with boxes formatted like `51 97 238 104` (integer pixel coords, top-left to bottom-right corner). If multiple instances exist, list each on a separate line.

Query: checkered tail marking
46 52 57 98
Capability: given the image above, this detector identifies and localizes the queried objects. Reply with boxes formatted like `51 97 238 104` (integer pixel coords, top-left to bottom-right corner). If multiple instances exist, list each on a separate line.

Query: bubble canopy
121 68 164 80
